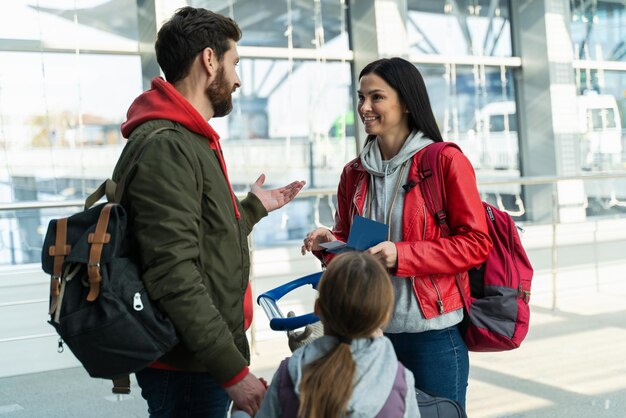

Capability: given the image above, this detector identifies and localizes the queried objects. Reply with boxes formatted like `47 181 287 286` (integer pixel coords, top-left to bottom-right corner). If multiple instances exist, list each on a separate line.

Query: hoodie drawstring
366 160 408 240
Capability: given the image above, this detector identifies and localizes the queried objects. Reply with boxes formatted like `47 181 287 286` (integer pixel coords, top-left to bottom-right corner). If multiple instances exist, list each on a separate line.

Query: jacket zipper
430 275 445 314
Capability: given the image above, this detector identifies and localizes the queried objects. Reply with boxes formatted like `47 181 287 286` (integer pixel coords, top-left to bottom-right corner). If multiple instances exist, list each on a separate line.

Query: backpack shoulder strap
375 362 408 418
277 358 300 417
418 142 470 311
47 217 70 315
418 141 461 237
84 127 180 209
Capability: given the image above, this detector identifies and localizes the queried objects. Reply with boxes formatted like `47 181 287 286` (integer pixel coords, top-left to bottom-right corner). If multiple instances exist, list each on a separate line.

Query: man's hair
155 7 242 83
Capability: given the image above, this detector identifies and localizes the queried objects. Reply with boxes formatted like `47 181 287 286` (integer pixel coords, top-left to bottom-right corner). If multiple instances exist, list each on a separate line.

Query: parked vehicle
577 92 623 171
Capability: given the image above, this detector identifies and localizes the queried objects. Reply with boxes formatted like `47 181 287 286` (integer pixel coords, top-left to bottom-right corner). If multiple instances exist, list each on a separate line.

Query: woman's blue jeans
386 326 469 409
135 368 231 418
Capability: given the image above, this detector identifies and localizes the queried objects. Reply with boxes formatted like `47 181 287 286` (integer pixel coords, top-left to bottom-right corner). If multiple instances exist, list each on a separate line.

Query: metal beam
482 0 500 55
450 0 473 55
407 14 439 54
488 17 508 57
409 53 521 67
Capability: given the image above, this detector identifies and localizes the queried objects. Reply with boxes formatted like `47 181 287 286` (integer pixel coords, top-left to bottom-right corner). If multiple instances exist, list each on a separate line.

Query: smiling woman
302 57 492 411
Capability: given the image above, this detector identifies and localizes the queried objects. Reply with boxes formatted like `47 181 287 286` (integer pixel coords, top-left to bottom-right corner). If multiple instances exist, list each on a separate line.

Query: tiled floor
1 262 625 417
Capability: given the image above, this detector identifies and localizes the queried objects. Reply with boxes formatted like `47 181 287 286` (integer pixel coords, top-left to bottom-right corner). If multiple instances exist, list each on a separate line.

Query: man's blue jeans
135 368 231 418
386 326 469 409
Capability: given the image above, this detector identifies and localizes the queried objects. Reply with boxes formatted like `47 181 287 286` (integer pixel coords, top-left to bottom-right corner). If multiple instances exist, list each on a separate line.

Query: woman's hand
301 228 336 255
367 241 398 269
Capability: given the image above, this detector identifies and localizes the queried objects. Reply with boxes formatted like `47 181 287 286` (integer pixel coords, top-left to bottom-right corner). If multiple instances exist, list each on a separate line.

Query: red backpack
418 142 534 351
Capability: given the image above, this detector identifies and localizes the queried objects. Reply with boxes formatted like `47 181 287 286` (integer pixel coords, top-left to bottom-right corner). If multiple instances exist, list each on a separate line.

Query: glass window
205 58 354 246
570 0 626 61
417 62 525 219
0 52 143 205
419 63 518 172
190 0 349 51
0 51 142 265
588 108 616 130
407 0 512 57
0 1 139 49
216 59 354 184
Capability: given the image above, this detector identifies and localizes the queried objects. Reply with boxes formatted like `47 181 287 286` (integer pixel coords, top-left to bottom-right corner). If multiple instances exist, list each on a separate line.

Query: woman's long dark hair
359 57 443 145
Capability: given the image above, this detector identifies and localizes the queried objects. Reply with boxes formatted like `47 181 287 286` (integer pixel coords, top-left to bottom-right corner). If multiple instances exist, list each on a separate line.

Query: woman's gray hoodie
360 131 463 332
235 335 420 418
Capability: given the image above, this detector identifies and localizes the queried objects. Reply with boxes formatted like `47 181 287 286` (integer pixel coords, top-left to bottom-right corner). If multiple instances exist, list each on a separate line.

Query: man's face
207 40 241 118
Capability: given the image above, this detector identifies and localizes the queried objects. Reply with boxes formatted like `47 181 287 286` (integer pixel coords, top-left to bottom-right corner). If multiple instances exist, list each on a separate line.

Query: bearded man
112 7 305 417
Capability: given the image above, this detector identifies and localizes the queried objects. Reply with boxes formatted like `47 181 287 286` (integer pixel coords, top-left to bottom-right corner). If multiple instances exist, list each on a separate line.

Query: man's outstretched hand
251 174 305 213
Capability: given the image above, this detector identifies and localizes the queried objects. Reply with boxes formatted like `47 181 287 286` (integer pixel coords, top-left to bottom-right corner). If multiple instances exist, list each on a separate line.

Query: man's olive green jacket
113 119 267 384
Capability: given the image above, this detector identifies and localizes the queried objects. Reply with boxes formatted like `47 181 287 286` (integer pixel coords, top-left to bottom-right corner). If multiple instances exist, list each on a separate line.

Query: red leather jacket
319 144 492 319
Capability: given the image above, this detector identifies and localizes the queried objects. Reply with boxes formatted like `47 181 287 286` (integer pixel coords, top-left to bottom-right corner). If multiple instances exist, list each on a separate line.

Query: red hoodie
121 77 253 386
121 76 240 219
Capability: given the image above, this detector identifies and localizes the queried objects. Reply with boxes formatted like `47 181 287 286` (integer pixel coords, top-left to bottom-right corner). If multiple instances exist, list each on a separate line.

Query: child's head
316 251 394 339
299 252 392 418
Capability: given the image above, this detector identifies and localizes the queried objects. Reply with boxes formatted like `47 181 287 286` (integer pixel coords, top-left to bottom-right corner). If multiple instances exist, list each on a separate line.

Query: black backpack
41 127 179 389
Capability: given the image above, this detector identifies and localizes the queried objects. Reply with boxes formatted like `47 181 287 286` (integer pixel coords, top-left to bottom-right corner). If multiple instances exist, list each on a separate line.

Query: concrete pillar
348 0 409 151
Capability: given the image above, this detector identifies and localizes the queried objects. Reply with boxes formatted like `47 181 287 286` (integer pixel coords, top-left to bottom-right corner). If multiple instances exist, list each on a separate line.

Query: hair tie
337 335 352 345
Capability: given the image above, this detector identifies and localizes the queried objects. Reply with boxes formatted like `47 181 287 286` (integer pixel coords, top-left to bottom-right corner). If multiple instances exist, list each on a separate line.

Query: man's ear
201 47 217 78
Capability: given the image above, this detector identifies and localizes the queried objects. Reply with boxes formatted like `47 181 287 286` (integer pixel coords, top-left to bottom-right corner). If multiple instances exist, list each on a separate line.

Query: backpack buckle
518 285 531 303
435 210 447 224
419 169 432 180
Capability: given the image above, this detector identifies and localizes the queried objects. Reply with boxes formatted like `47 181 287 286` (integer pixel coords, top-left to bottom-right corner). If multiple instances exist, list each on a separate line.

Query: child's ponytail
298 341 355 418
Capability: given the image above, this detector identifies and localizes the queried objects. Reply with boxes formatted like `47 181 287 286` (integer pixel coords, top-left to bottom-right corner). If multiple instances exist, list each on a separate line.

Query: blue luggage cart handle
257 271 322 331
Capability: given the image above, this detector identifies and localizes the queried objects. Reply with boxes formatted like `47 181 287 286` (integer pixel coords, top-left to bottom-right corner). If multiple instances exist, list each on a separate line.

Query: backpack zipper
133 292 144 311
510 220 531 302
506 218 514 288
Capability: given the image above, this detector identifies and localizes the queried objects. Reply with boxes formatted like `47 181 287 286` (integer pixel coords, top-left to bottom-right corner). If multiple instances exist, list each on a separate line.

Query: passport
319 215 389 254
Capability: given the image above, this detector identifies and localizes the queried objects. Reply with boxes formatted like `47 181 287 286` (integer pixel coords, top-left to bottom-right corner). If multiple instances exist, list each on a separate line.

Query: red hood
121 77 240 219
122 77 220 143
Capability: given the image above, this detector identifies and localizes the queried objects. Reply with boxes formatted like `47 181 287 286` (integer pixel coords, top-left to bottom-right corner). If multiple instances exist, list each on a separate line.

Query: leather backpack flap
43 203 128 309
62 203 126 266
46 218 71 315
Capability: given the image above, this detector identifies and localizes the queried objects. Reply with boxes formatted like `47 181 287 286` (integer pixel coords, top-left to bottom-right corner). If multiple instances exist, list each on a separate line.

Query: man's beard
207 66 233 117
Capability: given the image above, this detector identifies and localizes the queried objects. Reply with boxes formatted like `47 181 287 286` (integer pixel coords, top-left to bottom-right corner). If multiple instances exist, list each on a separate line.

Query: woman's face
357 73 409 140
